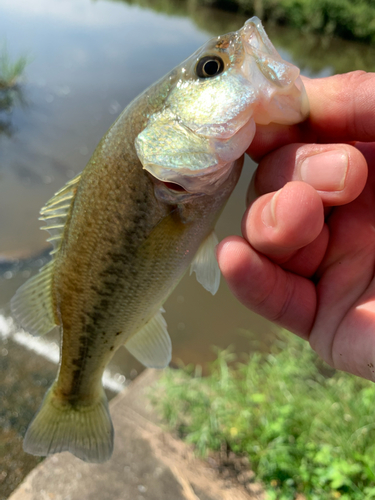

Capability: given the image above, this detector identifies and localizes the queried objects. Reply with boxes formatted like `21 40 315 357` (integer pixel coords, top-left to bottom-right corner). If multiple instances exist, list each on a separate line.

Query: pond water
1 0 375 496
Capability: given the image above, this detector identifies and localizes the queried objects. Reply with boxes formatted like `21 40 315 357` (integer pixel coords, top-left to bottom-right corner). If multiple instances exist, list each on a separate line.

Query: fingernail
300 150 348 191
261 190 281 227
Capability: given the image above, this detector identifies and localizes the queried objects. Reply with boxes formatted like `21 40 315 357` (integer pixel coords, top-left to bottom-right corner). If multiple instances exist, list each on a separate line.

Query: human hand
216 72 375 380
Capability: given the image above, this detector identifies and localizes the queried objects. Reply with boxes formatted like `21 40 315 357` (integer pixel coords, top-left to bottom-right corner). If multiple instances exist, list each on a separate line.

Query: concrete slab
8 369 264 500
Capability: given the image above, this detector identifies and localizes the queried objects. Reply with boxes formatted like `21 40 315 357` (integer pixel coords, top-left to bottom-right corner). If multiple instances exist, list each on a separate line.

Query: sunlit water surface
1 0 374 496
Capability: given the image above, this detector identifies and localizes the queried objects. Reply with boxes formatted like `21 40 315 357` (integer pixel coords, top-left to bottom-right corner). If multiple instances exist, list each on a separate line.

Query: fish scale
11 16 309 463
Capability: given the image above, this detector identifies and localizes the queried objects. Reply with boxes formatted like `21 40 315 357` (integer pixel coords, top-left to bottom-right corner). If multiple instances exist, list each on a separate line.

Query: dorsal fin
39 173 81 255
10 261 57 336
11 174 82 336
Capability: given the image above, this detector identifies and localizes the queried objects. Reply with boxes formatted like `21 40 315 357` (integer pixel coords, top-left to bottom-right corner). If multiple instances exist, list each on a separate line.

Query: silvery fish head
135 16 309 195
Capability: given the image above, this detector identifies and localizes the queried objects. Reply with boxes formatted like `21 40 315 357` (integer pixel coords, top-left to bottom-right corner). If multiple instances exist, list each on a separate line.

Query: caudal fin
23 383 114 463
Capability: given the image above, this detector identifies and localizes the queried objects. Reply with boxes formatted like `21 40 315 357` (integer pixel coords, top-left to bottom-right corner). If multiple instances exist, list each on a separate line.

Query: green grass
0 44 28 114
0 44 28 90
152 331 375 499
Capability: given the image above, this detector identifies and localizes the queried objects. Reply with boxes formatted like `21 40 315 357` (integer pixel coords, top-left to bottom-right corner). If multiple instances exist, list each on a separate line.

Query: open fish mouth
238 17 309 126
135 16 309 195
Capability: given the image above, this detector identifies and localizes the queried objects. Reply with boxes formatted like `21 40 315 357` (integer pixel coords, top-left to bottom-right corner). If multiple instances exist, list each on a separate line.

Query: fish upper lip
239 16 277 57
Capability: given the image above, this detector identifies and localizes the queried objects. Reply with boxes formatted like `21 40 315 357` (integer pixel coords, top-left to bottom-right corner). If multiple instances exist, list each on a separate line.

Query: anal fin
125 308 171 369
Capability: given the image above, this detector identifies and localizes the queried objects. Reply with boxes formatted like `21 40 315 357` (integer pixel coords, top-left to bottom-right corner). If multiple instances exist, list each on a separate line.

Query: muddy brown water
0 0 374 497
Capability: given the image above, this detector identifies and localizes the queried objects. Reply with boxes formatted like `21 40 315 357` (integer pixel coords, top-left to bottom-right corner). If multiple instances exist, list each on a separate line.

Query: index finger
248 71 375 162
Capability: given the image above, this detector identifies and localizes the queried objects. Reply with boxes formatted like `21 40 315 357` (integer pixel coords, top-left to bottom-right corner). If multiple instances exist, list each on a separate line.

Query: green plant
0 44 28 90
0 44 28 115
152 331 375 499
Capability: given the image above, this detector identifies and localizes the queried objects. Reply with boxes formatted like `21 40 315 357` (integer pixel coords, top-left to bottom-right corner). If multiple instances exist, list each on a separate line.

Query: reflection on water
0 0 371 496
0 43 28 137
0 86 25 138
0 117 12 138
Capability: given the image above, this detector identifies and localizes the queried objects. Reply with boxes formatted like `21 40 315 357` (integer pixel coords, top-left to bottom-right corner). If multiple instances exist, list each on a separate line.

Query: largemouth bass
11 17 308 463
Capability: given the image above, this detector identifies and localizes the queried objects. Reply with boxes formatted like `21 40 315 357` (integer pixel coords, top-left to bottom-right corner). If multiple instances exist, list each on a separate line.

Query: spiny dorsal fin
10 261 57 336
39 173 81 255
190 231 220 295
11 174 82 336
125 308 171 369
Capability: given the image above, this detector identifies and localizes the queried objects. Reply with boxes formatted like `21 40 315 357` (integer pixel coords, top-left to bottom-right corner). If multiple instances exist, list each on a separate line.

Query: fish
11 16 309 463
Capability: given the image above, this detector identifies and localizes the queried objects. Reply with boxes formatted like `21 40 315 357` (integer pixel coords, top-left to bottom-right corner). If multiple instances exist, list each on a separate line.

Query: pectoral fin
125 308 171 369
190 231 220 295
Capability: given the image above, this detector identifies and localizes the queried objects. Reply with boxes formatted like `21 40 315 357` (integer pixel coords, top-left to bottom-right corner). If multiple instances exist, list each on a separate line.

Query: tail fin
23 383 114 463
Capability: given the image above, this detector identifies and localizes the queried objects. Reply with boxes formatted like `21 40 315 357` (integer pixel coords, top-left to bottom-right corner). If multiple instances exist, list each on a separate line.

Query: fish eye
196 55 224 78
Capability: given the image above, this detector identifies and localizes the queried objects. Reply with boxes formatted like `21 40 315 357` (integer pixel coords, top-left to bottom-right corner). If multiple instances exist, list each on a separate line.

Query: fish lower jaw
150 159 238 197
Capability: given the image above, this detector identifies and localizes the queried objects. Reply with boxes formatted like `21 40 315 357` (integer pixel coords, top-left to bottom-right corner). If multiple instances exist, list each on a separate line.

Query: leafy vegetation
153 331 375 499
199 0 375 43
123 0 375 44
